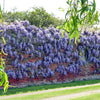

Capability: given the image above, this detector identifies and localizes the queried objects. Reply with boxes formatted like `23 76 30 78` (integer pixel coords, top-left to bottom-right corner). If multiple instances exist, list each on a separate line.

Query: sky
0 0 100 19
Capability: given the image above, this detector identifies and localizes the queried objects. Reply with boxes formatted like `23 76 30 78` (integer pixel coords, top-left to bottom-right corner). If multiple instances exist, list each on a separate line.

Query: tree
4 7 64 27
59 0 99 44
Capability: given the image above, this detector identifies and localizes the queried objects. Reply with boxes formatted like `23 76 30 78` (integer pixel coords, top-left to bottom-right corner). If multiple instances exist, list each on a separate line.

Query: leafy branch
0 4 9 93
58 0 99 44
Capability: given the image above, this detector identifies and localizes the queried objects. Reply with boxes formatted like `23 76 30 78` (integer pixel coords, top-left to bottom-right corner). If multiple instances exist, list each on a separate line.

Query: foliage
0 5 9 93
4 10 27 22
4 7 64 27
59 0 99 43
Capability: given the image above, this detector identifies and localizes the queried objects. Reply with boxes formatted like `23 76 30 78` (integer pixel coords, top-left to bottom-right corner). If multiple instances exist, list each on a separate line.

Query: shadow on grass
0 79 100 96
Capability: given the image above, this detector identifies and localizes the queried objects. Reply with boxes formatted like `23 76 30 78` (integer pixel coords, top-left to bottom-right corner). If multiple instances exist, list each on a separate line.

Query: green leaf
56 26 60 29
61 30 64 38
0 73 5 87
4 74 9 93
80 6 88 17
95 11 99 22
58 21 66 30
58 7 65 12
0 71 3 79
88 11 92 23
4 81 9 93
0 65 4 72
0 72 9 93
4 72 8 82
66 0 69 4
65 10 71 19
92 0 96 13
69 30 75 43
81 0 87 5
0 5 3 23
65 22 69 32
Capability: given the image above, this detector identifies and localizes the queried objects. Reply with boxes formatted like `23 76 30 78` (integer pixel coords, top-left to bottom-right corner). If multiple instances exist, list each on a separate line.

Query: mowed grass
70 93 100 100
1 83 100 100
0 79 100 96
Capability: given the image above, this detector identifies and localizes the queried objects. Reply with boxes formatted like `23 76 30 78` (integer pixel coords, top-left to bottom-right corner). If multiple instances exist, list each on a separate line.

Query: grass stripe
1 84 100 100
70 93 100 100
0 79 100 96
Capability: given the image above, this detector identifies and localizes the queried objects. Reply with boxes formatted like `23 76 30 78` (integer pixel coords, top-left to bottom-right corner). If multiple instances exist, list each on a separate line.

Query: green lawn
0 79 100 96
1 83 100 100
70 93 100 100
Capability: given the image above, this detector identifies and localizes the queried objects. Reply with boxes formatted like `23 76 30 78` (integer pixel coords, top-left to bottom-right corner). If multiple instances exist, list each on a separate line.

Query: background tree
4 7 64 27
